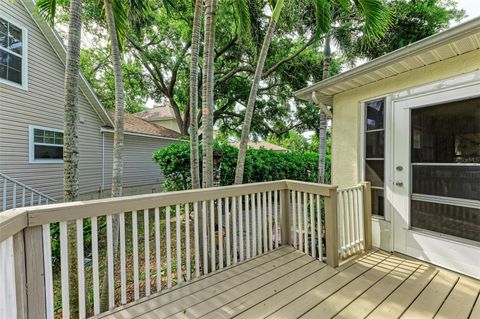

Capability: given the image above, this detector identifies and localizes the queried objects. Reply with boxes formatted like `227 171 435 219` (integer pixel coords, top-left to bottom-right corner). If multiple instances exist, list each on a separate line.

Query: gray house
0 0 182 209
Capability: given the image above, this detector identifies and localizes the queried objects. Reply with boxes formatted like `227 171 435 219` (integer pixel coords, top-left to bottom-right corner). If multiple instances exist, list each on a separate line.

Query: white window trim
29 125 63 164
0 14 28 90
360 95 392 221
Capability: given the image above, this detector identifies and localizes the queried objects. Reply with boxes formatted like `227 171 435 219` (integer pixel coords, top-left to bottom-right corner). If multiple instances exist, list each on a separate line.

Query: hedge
153 142 331 191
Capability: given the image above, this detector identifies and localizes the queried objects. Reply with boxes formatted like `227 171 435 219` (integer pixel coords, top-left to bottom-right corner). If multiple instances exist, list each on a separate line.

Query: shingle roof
106 111 183 139
134 107 177 121
229 141 288 152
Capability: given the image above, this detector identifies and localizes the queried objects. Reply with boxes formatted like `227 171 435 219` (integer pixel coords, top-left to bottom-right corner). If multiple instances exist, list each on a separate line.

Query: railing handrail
0 180 337 243
0 172 57 204
0 179 372 319
337 184 363 192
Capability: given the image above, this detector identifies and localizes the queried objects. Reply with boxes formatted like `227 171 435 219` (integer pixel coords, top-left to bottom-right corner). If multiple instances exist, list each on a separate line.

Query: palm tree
190 0 203 190
200 0 252 188
201 0 217 188
318 35 330 184
100 0 152 310
105 0 126 199
234 0 391 184
234 0 285 184
38 0 84 314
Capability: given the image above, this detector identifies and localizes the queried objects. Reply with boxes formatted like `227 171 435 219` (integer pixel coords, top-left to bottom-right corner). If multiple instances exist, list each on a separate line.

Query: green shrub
153 142 331 191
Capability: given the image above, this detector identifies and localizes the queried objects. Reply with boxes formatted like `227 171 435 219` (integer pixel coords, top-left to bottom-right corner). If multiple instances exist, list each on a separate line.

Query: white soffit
294 17 480 105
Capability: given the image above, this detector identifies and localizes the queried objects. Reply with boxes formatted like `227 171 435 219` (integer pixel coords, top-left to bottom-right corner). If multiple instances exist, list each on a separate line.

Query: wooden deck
98 246 480 319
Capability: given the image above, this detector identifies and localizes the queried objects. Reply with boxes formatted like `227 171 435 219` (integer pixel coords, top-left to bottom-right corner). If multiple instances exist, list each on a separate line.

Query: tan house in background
135 106 182 133
229 141 289 152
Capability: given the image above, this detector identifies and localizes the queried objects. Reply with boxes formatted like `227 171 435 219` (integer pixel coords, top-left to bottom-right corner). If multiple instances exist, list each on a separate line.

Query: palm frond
354 0 391 40
311 0 332 38
232 0 252 37
36 0 57 25
110 0 128 51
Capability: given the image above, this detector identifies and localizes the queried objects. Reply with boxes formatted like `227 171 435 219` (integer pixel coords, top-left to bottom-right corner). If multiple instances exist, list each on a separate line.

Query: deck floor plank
235 250 379 319
136 250 306 318
202 259 327 318
98 247 293 319
163 254 313 318
469 291 480 319
334 259 421 319
301 255 406 318
98 247 480 319
434 276 480 319
265 251 391 319
400 270 459 319
366 264 438 319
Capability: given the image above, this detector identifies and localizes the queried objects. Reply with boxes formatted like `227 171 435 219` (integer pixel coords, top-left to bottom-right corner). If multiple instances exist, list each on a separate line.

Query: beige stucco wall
331 49 480 187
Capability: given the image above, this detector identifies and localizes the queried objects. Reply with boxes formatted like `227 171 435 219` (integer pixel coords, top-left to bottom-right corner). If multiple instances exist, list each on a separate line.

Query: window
410 98 479 242
364 98 386 217
0 17 27 88
29 126 63 163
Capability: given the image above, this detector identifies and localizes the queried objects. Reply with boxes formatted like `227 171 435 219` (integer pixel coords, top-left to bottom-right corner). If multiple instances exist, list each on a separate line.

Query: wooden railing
0 172 57 212
0 180 371 319
337 182 372 259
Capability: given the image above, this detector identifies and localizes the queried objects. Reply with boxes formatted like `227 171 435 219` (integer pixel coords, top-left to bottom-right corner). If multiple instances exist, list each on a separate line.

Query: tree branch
215 36 238 61
216 65 255 85
168 41 192 95
262 36 317 79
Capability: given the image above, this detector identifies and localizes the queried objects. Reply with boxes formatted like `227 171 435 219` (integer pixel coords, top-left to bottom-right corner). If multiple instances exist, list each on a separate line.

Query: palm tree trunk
234 0 285 185
63 0 83 315
100 0 125 311
201 0 217 189
318 35 330 184
190 0 203 190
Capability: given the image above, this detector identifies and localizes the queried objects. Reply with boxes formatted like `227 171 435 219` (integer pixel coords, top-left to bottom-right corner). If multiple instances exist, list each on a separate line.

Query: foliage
347 0 465 60
267 129 331 154
80 47 148 113
153 142 331 191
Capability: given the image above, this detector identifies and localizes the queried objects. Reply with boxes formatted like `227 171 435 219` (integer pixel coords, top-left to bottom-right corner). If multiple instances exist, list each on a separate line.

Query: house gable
0 0 106 199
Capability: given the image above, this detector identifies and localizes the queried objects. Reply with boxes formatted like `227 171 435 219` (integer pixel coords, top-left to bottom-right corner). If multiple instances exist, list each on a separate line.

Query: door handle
395 181 403 187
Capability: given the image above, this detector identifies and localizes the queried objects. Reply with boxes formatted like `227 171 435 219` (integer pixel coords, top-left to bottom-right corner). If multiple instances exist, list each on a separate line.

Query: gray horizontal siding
0 0 179 201
102 133 179 190
0 0 104 200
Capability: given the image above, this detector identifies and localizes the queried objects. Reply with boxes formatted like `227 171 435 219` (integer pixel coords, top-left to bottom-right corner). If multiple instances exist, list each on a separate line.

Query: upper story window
29 125 64 163
0 17 27 88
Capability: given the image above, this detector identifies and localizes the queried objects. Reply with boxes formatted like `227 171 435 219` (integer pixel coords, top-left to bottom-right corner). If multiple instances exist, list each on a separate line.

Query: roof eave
294 17 480 103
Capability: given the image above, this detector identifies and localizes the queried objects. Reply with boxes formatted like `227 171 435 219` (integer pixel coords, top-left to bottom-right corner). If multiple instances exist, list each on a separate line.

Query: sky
457 0 480 22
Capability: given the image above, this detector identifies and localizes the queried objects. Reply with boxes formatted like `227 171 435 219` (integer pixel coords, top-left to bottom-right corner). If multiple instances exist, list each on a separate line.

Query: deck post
325 186 339 268
362 181 373 251
24 226 46 319
280 189 290 246
13 232 28 319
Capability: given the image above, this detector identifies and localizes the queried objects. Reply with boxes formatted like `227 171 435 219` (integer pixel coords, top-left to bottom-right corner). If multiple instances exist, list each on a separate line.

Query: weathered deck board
97 246 480 319
435 277 480 319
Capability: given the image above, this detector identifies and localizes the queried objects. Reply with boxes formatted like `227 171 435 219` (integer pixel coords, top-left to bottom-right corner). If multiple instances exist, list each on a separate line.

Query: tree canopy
52 0 465 139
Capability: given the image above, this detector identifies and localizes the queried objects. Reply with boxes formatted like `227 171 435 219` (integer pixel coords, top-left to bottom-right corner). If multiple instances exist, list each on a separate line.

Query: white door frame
389 70 480 278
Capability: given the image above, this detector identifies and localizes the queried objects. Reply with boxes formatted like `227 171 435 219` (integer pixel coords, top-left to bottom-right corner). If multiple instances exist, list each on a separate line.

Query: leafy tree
349 0 465 59
234 0 391 184
80 48 147 113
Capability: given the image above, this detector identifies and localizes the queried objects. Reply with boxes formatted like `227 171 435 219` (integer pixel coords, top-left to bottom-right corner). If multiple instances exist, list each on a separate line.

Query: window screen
0 17 23 85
